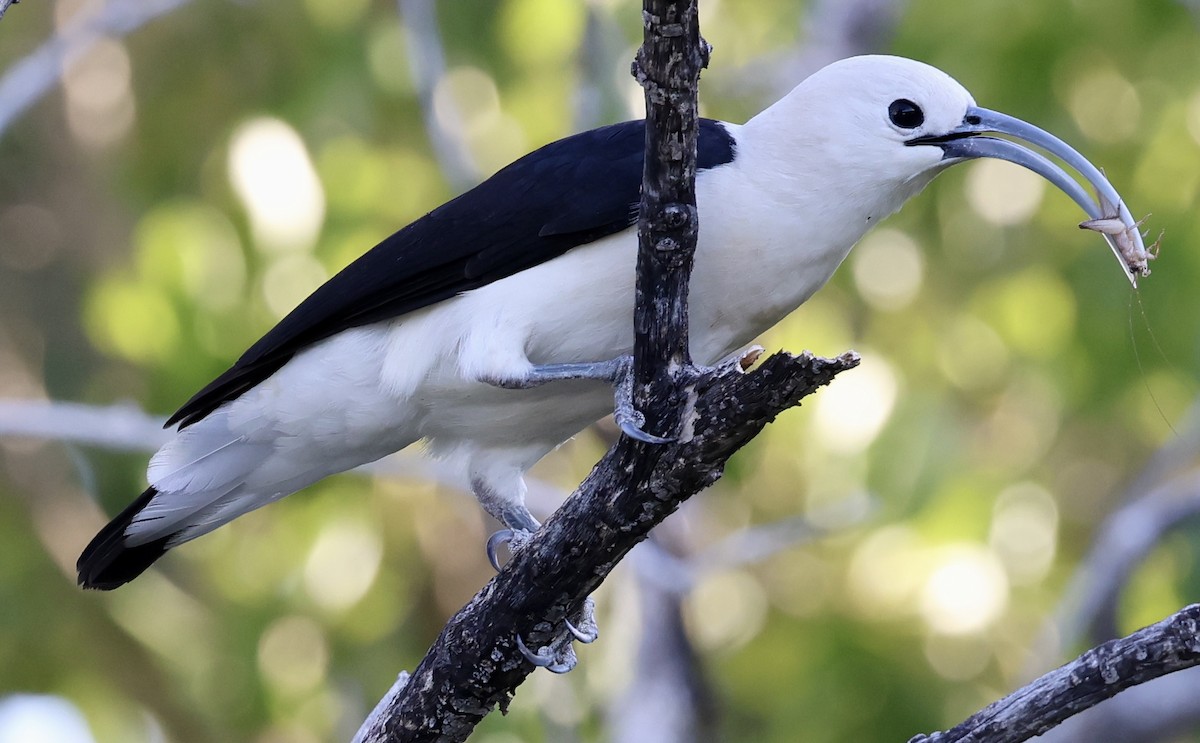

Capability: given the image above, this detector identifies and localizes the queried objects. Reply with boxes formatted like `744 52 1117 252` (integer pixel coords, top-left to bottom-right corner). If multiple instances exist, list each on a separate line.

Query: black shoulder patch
698 118 737 171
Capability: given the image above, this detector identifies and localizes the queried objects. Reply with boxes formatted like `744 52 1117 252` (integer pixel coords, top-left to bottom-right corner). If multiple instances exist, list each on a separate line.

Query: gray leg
483 356 673 444
473 475 540 571
471 473 599 672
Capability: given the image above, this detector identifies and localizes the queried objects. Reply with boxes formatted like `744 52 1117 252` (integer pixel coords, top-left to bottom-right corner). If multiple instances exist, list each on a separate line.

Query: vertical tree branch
631 0 708 439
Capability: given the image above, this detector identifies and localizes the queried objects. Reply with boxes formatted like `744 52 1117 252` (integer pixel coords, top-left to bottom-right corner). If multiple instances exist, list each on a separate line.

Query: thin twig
1058 472 1200 646
1036 666 1200 743
911 604 1200 743
0 399 170 451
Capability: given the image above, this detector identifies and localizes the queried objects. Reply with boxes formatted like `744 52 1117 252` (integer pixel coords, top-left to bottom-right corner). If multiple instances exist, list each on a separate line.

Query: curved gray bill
912 106 1150 286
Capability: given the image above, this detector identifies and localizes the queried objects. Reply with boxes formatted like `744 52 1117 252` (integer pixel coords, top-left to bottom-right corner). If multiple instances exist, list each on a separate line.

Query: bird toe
515 632 578 674
565 597 599 644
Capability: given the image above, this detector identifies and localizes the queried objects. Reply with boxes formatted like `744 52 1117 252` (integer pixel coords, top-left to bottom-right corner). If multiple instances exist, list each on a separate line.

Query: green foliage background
2 0 1200 741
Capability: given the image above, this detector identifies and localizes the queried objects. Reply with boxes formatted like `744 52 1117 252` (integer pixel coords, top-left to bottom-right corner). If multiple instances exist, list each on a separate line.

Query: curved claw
515 634 574 674
617 416 676 445
564 618 598 644
486 529 514 572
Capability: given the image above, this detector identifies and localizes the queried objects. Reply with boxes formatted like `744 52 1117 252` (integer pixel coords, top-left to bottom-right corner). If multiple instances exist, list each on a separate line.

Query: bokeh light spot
62 38 134 148
989 482 1058 585
229 118 326 253
965 158 1045 226
1069 69 1141 144
851 228 924 310
303 518 383 613
923 633 992 681
973 269 1076 357
935 315 1010 392
257 616 330 695
262 255 328 319
367 21 412 95
134 202 246 311
85 278 179 363
920 544 1008 635
684 569 768 651
499 0 584 68
0 695 95 743
812 355 897 453
433 67 529 175
847 526 925 618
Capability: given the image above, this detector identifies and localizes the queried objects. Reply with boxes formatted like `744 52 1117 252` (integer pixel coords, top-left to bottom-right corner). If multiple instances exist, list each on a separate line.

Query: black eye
888 99 924 129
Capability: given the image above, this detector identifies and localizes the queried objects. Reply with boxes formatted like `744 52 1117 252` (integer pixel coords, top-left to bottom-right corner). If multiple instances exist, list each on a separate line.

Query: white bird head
747 55 1151 284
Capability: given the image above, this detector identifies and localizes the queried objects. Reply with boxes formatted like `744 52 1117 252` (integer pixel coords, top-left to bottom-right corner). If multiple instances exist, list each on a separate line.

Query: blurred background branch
1052 402 1200 650
0 0 193 139
395 0 479 191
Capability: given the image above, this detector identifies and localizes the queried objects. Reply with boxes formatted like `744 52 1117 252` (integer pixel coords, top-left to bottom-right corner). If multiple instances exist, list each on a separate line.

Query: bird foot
516 632 577 674
486 527 535 571
610 356 675 444
488 526 598 673
479 356 674 444
565 596 599 643
486 529 513 571
515 597 598 673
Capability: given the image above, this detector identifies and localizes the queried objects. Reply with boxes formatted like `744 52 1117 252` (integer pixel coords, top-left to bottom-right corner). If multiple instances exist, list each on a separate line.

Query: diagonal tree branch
1036 666 1200 743
910 604 1200 743
353 350 858 742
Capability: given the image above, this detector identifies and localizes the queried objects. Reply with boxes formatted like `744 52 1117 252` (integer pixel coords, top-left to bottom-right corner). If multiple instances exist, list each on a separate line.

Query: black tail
77 487 174 590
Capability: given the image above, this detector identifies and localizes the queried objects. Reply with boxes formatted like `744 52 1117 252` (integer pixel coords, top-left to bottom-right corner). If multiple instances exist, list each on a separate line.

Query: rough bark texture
355 350 858 742
629 0 710 439
910 604 1200 743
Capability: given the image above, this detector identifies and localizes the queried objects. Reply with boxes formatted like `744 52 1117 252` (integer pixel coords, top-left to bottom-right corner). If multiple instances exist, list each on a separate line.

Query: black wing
167 119 737 428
